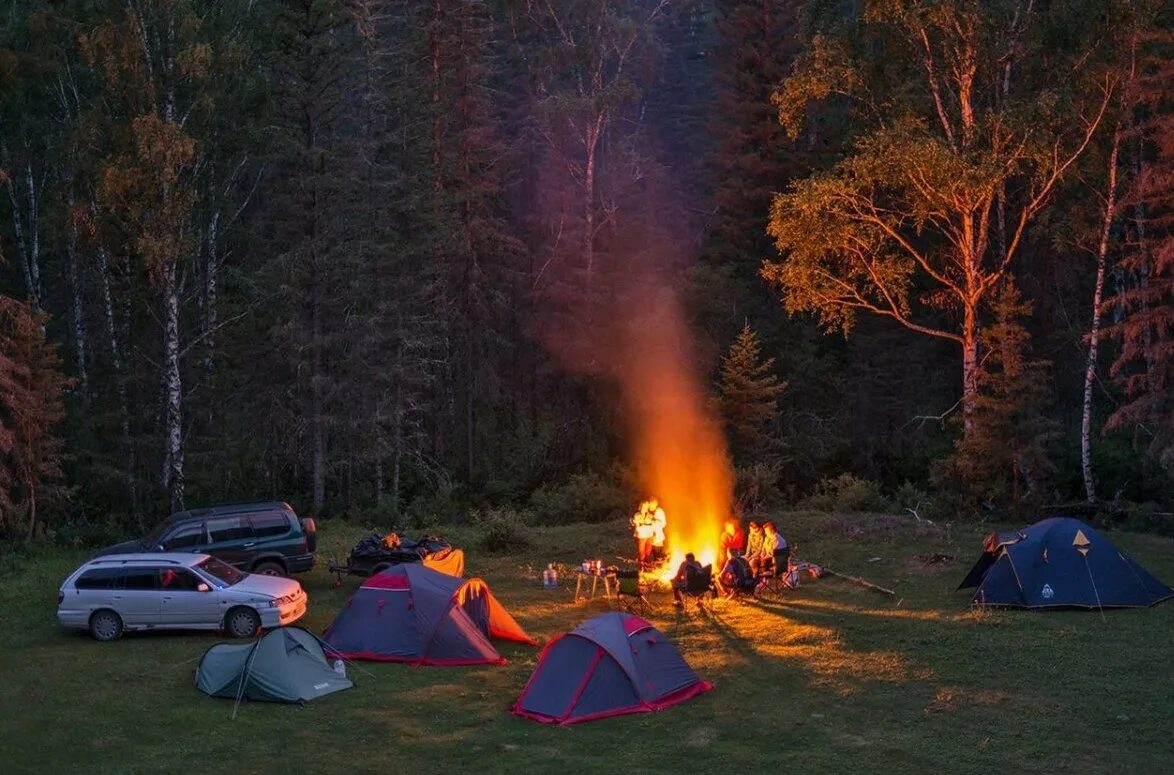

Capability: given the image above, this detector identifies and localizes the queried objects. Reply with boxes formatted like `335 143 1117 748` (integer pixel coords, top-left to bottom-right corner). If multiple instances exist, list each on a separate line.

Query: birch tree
765 0 1113 435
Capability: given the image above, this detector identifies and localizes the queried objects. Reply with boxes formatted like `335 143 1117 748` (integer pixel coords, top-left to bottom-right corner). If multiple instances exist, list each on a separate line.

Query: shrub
797 473 891 513
473 508 532 553
528 471 631 525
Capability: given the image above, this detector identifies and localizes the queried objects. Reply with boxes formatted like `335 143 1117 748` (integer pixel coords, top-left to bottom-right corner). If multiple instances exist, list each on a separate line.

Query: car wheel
89 609 124 642
225 607 261 639
252 561 286 577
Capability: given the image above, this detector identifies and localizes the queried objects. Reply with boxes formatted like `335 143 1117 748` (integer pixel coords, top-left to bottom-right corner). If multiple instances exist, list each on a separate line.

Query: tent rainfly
323 563 535 665
195 626 353 703
512 611 712 725
958 516 1173 609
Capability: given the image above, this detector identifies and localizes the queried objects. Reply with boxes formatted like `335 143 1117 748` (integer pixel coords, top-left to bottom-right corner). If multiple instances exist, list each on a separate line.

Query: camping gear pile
329 532 465 579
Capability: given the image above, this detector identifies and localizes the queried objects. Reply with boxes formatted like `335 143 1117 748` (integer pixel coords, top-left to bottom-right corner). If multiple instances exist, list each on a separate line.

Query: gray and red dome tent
512 612 712 725
323 563 535 665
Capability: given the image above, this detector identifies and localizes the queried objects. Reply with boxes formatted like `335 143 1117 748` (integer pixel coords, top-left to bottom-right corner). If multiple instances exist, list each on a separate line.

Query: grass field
1 511 1171 774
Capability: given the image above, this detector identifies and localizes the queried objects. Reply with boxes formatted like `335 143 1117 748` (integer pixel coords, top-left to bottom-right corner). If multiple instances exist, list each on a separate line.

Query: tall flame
617 289 733 574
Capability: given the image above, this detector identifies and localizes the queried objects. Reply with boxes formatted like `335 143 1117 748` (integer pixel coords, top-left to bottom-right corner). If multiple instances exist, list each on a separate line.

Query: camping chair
754 552 800 602
679 565 716 613
613 570 653 616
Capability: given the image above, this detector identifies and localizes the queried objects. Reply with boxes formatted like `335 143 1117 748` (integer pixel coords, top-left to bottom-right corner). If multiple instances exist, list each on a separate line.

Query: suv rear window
207 516 253 543
250 512 290 538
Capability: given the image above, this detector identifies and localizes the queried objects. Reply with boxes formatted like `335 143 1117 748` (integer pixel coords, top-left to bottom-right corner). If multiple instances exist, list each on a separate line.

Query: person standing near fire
631 500 655 566
650 500 667 561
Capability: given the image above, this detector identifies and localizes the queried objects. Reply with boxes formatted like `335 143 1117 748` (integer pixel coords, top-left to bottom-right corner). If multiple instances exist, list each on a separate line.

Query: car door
111 567 162 626
158 568 222 627
203 515 256 568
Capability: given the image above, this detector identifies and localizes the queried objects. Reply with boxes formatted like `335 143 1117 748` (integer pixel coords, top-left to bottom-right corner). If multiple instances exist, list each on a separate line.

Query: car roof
84 553 210 568
166 501 294 524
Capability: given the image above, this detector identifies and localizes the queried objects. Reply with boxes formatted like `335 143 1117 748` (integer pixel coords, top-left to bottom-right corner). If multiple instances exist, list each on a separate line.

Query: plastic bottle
543 563 557 589
333 658 346 677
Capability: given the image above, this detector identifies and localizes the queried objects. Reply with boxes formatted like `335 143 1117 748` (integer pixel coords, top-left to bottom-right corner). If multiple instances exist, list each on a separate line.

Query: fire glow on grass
616 291 734 583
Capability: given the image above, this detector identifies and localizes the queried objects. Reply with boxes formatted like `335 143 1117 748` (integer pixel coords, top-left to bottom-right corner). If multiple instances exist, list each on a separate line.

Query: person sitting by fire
719 519 745 564
631 501 656 567
760 521 790 575
744 520 763 563
716 550 754 599
671 552 704 609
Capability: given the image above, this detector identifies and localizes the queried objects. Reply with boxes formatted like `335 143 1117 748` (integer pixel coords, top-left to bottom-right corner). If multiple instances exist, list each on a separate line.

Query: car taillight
301 517 316 533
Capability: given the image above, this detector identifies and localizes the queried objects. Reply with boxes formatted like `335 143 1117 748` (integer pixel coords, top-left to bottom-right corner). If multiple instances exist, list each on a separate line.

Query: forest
0 0 1171 542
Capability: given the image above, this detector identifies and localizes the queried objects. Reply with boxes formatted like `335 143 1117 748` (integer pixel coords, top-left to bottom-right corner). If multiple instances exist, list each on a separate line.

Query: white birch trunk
67 206 88 401
1081 125 1121 503
162 258 185 512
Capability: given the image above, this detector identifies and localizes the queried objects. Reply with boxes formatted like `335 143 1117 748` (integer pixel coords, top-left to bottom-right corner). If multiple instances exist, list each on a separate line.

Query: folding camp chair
679 565 716 613
755 552 800 602
613 570 653 616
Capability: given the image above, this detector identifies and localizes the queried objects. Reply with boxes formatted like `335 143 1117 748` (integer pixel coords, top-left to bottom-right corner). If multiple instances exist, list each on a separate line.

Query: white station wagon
57 553 307 641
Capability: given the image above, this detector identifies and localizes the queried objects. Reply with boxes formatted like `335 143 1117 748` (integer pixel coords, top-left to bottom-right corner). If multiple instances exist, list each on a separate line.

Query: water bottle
333 658 346 677
543 563 557 589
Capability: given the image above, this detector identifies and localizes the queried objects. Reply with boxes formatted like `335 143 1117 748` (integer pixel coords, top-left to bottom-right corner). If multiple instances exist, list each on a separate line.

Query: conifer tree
944 283 1057 512
717 321 786 462
1107 27 1174 472
0 293 68 539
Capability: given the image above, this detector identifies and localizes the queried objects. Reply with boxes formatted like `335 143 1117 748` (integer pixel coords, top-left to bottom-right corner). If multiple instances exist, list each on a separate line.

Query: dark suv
96 501 317 577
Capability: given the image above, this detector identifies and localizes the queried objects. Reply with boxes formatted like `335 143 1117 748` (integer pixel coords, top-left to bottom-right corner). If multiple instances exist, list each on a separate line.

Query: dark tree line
0 0 1171 539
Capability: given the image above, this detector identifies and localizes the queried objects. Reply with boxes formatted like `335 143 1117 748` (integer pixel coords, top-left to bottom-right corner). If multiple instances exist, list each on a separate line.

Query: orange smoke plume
613 288 734 572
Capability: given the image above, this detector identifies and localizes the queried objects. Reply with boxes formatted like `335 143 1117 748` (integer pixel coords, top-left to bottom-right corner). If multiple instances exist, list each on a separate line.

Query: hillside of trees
0 0 1171 541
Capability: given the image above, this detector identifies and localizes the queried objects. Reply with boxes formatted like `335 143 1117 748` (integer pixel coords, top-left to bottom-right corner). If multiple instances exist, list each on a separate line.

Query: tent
512 612 712 725
195 626 353 703
421 547 465 577
959 516 1173 609
323 563 535 665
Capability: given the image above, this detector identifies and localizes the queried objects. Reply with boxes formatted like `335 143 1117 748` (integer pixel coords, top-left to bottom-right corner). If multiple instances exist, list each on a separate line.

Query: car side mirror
197 583 211 593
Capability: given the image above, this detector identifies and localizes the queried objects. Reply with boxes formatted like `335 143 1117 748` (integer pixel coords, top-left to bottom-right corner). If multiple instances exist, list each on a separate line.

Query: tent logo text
1041 584 1054 600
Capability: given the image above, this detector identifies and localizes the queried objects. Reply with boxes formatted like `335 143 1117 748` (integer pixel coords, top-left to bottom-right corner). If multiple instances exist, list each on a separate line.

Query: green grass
1 512 1171 774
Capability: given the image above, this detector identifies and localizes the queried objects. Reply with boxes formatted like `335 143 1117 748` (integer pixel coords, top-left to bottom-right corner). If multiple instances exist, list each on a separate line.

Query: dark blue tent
512 612 712 725
959 517 1172 609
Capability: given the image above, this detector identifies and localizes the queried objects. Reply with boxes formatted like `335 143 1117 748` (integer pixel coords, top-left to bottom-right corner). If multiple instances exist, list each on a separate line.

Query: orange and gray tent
323 563 535 665
512 612 712 725
959 516 1172 609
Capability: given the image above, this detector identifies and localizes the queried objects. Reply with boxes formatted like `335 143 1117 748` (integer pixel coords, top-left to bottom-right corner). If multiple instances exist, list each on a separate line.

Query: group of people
631 499 667 567
669 518 791 607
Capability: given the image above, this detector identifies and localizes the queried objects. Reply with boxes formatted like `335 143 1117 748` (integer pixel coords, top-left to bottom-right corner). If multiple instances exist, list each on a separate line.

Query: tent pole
232 635 264 720
1082 555 1107 623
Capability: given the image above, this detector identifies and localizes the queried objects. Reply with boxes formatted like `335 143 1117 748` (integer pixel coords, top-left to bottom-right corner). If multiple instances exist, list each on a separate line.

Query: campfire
635 497 726 583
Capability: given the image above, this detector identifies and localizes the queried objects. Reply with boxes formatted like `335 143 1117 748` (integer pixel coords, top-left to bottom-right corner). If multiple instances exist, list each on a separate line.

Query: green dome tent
196 626 353 703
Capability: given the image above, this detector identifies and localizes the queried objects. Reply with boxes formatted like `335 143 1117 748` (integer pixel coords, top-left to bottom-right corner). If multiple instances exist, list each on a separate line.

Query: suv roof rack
168 500 293 522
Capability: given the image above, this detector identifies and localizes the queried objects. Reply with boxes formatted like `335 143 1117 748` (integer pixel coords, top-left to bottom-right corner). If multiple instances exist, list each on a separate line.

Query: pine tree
944 283 1058 513
1107 27 1174 472
0 293 68 540
716 321 786 462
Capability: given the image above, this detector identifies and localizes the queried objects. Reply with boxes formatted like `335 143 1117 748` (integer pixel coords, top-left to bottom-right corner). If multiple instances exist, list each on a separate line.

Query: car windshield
196 556 245 587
